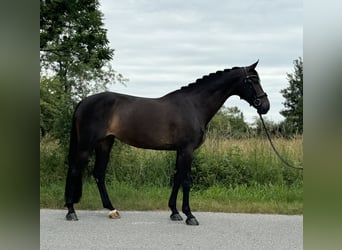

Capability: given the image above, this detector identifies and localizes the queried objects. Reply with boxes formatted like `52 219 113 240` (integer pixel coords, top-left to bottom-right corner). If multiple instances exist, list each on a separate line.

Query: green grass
40 180 302 214
40 136 303 214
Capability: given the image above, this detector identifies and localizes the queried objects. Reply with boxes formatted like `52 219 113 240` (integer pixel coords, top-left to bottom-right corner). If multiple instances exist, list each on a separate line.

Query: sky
99 0 302 123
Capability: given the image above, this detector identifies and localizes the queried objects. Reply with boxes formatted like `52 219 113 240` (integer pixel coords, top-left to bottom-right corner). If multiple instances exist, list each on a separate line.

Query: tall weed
40 136 303 189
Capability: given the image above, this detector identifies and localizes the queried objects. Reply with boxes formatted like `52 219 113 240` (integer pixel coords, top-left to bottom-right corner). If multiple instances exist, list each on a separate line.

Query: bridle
243 69 268 109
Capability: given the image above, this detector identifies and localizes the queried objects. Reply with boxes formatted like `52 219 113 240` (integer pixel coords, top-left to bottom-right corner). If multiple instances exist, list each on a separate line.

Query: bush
107 141 175 187
191 147 253 189
40 136 303 190
40 135 68 184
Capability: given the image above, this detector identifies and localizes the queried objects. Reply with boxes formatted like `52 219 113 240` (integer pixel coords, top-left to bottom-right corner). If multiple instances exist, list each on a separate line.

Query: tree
40 0 124 100
40 77 62 137
40 0 126 142
252 116 282 137
280 57 303 135
40 76 75 141
207 106 250 139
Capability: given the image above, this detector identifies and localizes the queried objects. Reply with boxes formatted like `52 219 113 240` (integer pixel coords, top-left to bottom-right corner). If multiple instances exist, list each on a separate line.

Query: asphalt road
40 209 302 250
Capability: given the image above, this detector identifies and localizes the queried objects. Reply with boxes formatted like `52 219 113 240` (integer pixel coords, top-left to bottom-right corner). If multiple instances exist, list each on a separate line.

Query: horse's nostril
253 99 262 107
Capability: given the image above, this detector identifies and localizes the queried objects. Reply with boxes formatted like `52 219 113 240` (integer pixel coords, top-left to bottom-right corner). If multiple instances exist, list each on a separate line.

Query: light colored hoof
108 209 120 219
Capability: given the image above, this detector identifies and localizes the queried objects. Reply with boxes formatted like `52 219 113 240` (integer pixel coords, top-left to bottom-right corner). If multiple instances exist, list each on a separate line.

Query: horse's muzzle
256 98 270 115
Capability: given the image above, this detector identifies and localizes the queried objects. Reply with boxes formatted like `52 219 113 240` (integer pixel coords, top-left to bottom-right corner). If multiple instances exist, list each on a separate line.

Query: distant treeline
206 106 302 139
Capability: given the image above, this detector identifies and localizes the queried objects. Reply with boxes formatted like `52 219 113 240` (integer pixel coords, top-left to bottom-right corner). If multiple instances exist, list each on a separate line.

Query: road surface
40 209 302 249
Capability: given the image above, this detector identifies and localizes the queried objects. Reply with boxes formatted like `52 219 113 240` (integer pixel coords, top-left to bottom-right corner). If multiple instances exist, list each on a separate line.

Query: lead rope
259 114 303 170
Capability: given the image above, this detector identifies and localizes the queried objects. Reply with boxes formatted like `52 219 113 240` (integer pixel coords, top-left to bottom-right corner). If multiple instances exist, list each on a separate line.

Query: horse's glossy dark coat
64 62 269 224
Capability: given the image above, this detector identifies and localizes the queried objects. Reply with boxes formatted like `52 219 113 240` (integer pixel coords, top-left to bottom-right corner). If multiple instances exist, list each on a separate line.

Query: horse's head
237 61 270 114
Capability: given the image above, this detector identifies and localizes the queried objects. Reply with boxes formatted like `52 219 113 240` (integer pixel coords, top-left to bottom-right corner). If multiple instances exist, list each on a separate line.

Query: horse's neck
194 80 237 125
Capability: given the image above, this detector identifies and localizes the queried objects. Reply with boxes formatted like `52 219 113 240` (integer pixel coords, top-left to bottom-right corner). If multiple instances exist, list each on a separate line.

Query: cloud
100 0 302 123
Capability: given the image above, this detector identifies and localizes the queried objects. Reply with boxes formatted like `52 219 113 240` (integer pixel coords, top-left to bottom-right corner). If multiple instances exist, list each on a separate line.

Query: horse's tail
68 103 80 164
65 102 82 206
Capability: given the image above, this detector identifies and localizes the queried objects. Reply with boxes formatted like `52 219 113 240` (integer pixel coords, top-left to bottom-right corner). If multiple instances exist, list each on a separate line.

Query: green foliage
191 139 302 189
40 135 68 184
105 141 175 188
280 57 303 135
191 146 253 189
40 0 127 144
207 106 250 139
40 135 303 213
40 136 303 190
40 77 60 136
40 0 124 99
251 116 285 137
40 181 303 214
40 77 75 144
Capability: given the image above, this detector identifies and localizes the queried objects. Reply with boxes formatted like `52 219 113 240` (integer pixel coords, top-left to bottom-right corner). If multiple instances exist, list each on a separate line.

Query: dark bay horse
65 61 270 225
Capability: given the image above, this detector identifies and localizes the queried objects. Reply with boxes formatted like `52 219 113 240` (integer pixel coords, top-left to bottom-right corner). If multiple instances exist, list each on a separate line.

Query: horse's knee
181 174 192 191
92 168 105 181
182 183 191 193
66 165 82 180
76 151 90 165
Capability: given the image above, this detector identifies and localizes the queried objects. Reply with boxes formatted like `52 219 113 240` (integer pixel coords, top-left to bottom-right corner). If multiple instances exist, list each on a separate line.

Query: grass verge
40 180 302 215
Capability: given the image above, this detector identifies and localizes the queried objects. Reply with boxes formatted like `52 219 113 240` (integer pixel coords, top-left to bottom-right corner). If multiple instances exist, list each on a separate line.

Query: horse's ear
248 60 259 70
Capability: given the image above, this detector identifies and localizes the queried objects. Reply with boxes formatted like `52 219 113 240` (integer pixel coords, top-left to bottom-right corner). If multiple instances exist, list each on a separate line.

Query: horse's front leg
173 148 199 225
168 151 183 221
168 164 183 221
181 166 199 225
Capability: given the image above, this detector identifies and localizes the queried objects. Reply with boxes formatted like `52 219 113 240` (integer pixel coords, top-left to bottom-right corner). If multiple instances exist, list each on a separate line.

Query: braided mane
178 67 239 93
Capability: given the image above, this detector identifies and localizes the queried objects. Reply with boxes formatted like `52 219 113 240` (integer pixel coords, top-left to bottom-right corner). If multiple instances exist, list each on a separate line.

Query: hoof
66 212 78 221
108 209 120 219
186 217 199 226
170 213 183 221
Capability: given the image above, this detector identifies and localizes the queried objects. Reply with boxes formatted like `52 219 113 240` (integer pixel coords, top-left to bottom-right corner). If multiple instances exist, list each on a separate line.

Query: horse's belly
116 133 176 150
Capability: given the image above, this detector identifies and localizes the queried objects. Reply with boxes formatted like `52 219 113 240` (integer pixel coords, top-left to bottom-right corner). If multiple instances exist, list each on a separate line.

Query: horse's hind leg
93 136 120 218
65 150 90 221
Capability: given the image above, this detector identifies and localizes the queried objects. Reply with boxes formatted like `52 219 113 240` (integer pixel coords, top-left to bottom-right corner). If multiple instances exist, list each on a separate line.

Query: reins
259 114 303 171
